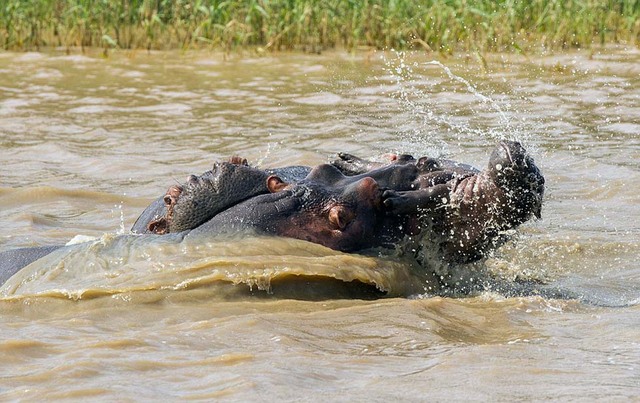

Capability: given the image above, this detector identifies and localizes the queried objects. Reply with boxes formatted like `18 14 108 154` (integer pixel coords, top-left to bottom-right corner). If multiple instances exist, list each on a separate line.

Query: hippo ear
266 175 289 193
164 185 182 206
328 206 355 231
228 156 248 166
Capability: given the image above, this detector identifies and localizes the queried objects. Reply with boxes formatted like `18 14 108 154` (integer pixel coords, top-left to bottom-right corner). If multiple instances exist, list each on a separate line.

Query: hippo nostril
359 177 378 191
354 177 380 205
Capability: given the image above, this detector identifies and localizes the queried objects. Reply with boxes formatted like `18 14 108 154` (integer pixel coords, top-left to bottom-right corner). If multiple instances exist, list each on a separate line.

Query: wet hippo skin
0 141 544 284
382 141 545 263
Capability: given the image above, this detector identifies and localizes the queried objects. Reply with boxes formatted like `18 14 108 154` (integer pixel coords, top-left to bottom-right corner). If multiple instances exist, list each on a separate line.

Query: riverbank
1 0 638 54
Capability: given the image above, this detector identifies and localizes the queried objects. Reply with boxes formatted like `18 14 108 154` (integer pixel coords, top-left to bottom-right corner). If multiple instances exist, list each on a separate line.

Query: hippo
131 157 312 235
132 155 421 236
186 173 389 252
124 140 545 263
0 141 544 286
380 141 545 263
0 166 394 284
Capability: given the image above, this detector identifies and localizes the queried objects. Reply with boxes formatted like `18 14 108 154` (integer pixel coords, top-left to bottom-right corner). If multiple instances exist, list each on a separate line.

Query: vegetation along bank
1 0 639 53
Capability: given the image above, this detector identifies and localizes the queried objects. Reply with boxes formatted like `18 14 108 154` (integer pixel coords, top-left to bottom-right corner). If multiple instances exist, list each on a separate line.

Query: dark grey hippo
0 163 398 284
131 155 421 237
0 141 545 285
127 140 544 264
131 157 312 235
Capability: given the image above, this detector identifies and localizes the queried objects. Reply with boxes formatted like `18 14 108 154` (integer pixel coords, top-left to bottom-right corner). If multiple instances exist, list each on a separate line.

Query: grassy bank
1 0 639 53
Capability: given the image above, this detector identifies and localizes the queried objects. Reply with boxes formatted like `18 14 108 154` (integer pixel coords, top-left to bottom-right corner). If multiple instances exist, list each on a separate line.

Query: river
0 48 639 400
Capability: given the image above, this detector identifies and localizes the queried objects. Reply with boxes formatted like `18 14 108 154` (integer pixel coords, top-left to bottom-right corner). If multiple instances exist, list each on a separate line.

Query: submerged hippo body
0 245 64 286
0 169 389 285
133 141 544 261
0 141 544 285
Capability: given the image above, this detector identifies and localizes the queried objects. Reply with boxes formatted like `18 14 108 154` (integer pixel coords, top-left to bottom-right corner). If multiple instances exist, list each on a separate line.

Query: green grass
1 0 639 53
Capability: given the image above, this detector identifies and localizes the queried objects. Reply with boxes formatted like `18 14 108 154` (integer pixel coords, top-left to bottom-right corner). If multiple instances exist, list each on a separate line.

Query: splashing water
113 201 127 235
424 60 512 130
380 51 535 149
375 52 553 295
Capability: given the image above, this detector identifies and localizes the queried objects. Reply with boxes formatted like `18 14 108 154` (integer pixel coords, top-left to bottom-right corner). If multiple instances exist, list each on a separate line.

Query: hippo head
488 140 545 220
149 160 278 234
273 175 384 252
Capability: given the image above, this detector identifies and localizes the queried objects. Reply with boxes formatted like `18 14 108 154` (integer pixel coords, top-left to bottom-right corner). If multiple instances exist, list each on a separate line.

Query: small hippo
381 141 545 263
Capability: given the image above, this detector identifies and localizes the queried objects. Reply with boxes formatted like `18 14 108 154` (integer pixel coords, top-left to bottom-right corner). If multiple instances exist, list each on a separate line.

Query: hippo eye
328 206 355 231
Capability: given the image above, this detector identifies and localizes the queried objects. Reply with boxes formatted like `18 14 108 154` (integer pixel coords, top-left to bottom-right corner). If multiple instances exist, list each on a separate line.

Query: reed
1 0 638 53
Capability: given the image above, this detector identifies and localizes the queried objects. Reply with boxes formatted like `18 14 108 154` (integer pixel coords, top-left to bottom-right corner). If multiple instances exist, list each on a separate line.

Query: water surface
0 48 639 400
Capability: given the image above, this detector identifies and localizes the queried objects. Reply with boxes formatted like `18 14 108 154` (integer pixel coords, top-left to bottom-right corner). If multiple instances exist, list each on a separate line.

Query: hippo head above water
148 160 275 234
277 175 384 251
436 140 546 263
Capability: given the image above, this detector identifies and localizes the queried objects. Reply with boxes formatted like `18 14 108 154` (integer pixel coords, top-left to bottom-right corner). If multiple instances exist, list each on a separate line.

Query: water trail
255 139 274 167
423 60 511 130
113 201 127 235
380 52 527 146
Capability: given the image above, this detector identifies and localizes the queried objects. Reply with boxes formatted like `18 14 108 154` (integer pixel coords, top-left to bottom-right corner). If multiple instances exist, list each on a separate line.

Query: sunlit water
0 48 639 400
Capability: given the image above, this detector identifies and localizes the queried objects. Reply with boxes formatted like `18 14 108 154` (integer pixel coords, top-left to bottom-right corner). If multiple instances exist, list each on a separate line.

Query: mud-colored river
1 48 639 400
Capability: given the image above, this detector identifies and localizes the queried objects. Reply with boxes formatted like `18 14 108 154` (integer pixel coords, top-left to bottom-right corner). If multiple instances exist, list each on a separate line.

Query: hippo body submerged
0 164 395 284
127 140 544 263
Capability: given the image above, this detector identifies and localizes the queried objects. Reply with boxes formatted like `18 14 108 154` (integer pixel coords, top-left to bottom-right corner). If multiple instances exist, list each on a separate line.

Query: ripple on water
294 92 342 105
33 68 64 80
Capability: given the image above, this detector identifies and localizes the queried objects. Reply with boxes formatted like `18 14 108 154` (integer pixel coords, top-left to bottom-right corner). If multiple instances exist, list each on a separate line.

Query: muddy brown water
0 48 639 400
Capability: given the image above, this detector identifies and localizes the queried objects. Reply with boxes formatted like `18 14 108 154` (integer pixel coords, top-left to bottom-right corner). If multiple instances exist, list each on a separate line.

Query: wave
0 233 431 301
